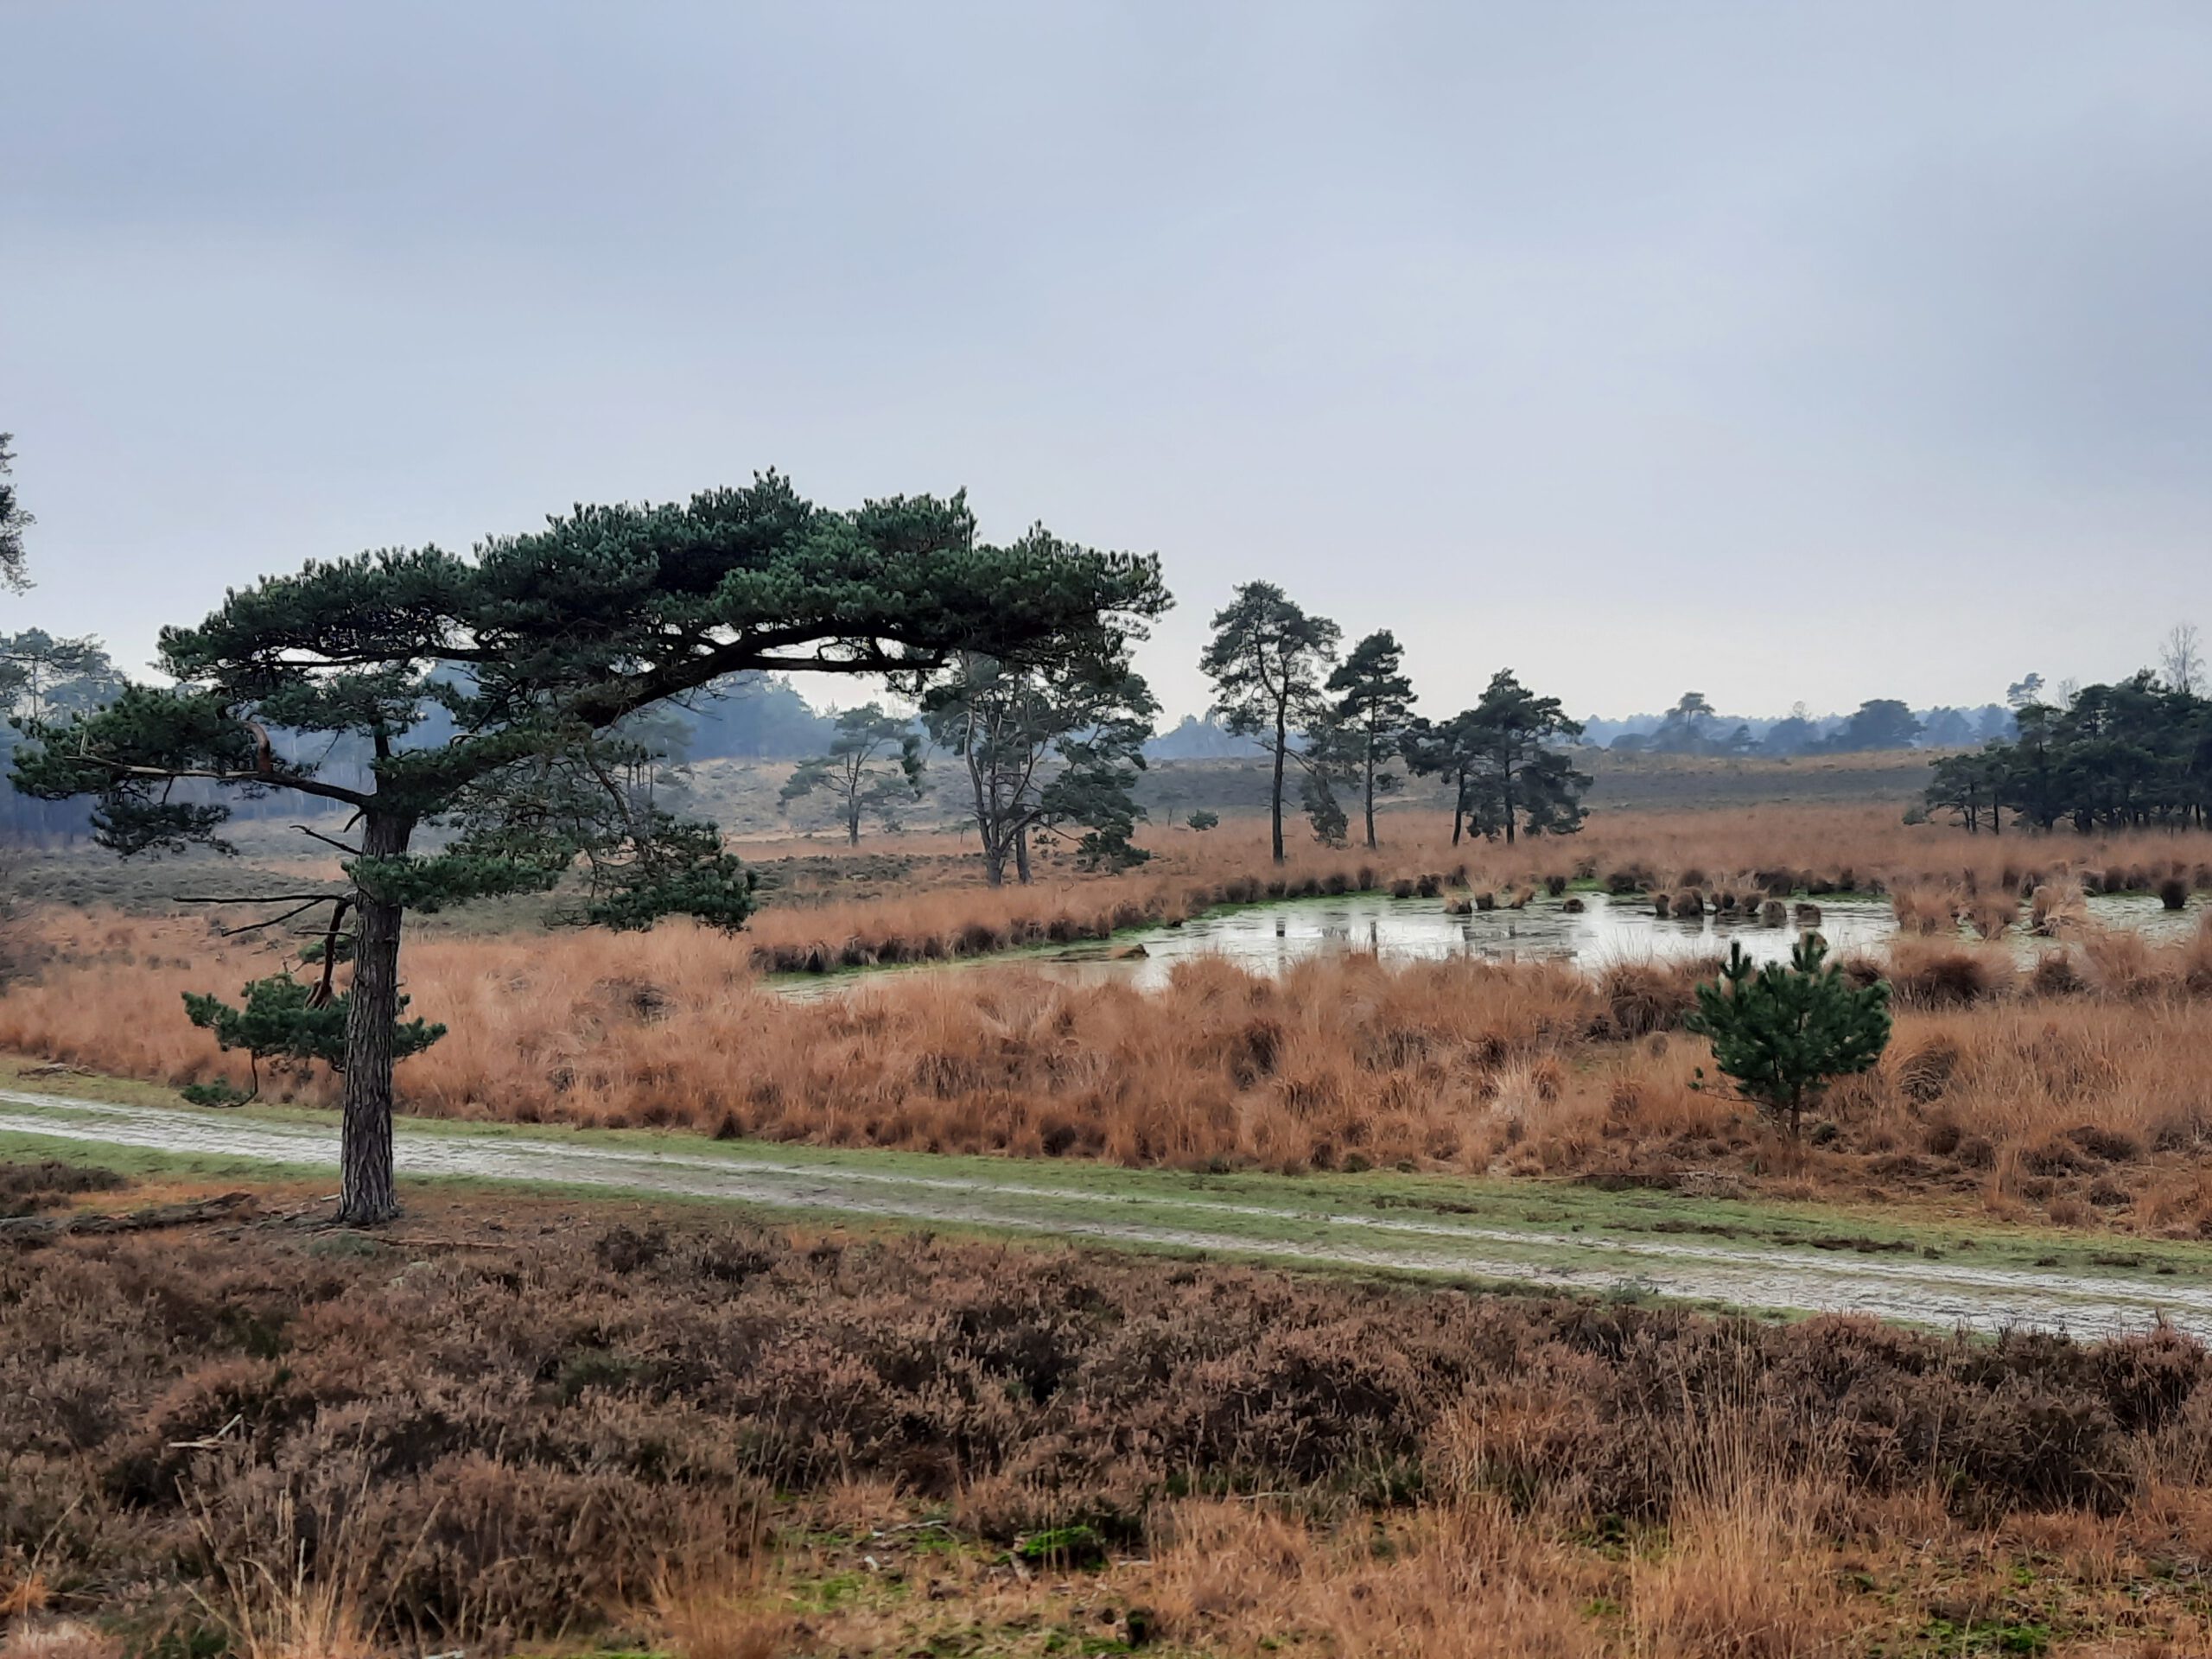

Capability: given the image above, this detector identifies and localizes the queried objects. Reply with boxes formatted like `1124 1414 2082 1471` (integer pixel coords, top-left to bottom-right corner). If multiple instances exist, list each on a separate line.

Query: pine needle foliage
1684 935 1891 1137
182 974 445 1103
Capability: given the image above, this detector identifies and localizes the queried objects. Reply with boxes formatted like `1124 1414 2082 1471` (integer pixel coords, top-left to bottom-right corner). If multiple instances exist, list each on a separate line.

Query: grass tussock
1891 883 1961 936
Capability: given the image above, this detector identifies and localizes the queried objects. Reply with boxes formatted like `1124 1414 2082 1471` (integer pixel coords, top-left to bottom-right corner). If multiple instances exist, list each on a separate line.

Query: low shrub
5 1215 2207 1647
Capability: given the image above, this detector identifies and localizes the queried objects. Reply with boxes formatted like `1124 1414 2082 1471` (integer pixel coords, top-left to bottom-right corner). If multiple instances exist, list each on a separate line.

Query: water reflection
1038 890 1889 994
775 889 2206 1001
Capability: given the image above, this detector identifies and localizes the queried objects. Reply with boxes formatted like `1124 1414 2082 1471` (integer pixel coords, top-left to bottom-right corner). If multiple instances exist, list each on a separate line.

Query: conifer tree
0 434 30 593
779 702 925 844
1684 935 1891 1138
1323 629 1415 850
1409 671 1588 845
924 631 1159 885
1464 670 1589 844
13 475 1166 1220
1199 582 1339 863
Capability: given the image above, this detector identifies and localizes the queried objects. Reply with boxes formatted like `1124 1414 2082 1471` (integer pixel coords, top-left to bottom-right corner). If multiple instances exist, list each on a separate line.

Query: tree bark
338 812 412 1224
1269 701 1287 864
1362 745 1377 850
965 745 1003 887
1014 824 1032 884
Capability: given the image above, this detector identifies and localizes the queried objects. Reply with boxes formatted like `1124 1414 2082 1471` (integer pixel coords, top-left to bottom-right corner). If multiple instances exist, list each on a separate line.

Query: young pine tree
1684 935 1891 1139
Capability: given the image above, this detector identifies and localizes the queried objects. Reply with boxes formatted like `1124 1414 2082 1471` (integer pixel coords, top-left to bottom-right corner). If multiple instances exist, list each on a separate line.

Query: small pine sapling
182 969 445 1106
1683 934 1891 1138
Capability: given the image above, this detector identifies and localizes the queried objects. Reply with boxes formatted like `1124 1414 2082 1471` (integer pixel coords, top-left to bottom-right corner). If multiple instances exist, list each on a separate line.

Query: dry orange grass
13 902 2212 1229
1143 803 2211 898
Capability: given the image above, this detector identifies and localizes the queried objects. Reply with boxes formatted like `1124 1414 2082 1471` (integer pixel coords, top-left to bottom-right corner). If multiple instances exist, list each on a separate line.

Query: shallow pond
776 887 2208 1000
1028 890 1899 993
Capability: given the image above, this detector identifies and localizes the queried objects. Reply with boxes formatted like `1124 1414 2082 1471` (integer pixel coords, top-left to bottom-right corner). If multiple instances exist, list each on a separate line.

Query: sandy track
5 1087 2210 1339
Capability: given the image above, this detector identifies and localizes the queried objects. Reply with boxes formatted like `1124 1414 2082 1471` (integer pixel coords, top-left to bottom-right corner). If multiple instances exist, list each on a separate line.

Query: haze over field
4 2 2210 720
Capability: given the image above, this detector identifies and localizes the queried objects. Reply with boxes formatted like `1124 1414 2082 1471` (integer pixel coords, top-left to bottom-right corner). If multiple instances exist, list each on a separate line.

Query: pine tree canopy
16 476 1166 914
0 433 30 594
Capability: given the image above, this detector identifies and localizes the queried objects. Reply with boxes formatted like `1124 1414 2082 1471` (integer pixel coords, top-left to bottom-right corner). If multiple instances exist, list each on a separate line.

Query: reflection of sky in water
1026 891 2208 995
1087 890 1896 992
776 890 2207 1001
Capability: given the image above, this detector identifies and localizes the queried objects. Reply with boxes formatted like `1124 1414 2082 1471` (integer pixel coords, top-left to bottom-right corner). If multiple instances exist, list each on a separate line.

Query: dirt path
6 1086 2212 1338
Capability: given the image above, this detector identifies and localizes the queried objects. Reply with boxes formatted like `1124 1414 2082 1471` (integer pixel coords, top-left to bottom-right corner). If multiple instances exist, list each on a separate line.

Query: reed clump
1891 884 1960 937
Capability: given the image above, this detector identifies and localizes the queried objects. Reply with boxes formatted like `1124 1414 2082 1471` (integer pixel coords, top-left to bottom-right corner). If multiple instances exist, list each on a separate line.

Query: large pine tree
14 474 1167 1220
1198 582 1340 863
1409 671 1588 845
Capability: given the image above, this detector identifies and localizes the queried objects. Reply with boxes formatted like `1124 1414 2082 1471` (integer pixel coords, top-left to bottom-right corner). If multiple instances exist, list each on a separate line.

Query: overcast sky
4 2 2209 722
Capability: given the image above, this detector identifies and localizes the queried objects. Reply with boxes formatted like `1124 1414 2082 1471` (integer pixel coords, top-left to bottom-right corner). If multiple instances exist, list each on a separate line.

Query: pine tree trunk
1363 749 1377 850
338 813 411 1224
1270 703 1287 864
1014 825 1032 884
969 750 1002 887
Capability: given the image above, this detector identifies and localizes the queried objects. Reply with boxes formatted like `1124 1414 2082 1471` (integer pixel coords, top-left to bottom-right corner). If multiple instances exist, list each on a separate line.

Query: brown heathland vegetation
4 1179 2212 1657
6 897 2212 1232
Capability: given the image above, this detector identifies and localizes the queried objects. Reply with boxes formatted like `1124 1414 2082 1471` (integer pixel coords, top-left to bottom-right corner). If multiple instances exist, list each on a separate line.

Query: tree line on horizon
1923 638 2212 834
1599 691 1948 757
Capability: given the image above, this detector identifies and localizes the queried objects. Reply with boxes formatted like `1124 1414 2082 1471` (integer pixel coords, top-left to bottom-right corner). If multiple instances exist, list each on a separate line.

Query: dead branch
292 822 365 857
0 1192 257 1249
